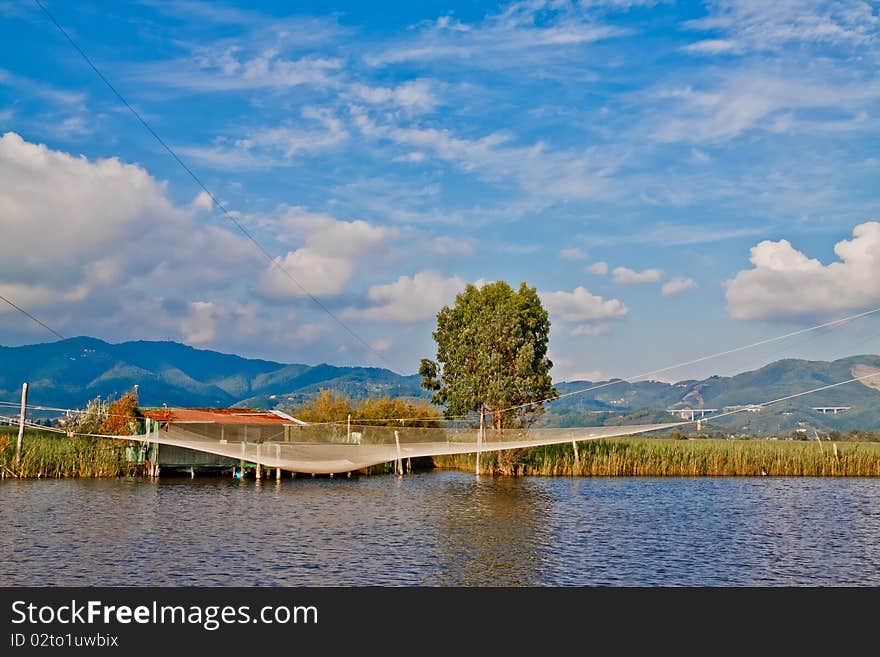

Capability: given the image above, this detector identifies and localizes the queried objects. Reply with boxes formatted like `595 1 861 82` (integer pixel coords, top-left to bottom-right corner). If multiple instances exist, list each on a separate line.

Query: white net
135 420 687 474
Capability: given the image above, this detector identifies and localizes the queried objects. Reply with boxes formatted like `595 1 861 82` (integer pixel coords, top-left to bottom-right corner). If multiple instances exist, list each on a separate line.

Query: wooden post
572 440 580 472
394 430 403 476
476 405 484 476
15 382 28 470
275 444 281 481
347 413 351 442
240 440 246 478
255 443 262 480
150 420 160 477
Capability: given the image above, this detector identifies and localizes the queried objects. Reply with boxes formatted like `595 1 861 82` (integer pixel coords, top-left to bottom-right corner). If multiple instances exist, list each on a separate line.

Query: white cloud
353 112 618 201
682 38 740 55
560 247 587 260
147 47 343 92
261 207 396 301
684 1 879 55
348 79 437 113
588 261 609 275
650 69 879 144
541 286 628 323
343 270 467 322
570 323 612 337
690 148 712 164
612 266 663 284
432 236 474 256
367 1 628 68
0 132 281 346
0 132 253 296
263 249 354 299
661 277 698 297
181 107 348 169
189 190 214 212
180 301 218 344
725 221 880 320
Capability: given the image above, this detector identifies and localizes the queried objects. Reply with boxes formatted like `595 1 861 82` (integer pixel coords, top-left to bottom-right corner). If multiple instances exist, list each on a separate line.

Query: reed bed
432 437 880 477
0 427 140 479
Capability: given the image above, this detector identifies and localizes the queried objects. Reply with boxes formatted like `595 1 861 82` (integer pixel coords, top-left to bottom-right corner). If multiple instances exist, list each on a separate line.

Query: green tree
419 280 557 430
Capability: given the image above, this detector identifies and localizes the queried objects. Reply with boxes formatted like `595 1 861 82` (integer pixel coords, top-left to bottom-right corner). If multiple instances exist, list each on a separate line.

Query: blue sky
1 0 879 381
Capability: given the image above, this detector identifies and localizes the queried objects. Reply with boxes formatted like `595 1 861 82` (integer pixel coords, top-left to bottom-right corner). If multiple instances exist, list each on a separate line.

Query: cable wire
33 0 390 367
0 294 65 339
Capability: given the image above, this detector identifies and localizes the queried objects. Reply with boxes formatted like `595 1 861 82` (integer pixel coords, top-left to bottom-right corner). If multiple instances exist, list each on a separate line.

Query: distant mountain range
0 337 423 411
1 337 878 434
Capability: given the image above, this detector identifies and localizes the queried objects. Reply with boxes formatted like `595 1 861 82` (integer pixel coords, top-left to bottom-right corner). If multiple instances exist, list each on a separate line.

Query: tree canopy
419 280 557 429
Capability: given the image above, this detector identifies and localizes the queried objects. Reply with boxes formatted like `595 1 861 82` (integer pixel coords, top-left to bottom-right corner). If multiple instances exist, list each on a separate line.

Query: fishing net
135 419 687 474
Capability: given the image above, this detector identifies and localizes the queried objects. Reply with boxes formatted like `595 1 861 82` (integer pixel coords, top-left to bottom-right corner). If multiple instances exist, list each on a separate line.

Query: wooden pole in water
476 404 484 476
240 440 246 478
275 444 281 480
572 440 580 472
394 430 403 476
255 442 262 480
15 382 27 472
347 413 351 442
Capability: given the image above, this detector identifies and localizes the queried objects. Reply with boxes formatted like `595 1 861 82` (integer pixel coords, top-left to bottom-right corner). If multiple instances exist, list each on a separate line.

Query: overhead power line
0 294 65 340
33 0 390 367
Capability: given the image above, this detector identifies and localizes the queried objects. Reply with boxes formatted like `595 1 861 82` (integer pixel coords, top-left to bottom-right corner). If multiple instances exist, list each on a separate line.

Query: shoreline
4 428 880 479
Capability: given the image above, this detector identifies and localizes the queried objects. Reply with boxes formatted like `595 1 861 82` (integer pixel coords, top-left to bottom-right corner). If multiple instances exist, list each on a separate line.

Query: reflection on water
1 473 878 586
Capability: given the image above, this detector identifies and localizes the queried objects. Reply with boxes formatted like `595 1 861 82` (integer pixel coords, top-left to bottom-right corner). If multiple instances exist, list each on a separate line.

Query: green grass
432 437 880 477
0 427 141 479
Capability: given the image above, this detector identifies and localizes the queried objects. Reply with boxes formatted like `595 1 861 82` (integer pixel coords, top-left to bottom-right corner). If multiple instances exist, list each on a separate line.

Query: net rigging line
32 0 390 368
495 304 880 416
0 294 65 340
303 304 880 424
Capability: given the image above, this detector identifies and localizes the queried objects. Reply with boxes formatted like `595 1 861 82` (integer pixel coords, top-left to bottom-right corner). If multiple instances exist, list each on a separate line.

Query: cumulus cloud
560 247 586 260
588 261 609 275
343 270 467 322
261 207 396 301
725 222 880 320
661 277 698 297
541 286 627 337
0 132 254 303
0 132 333 353
612 266 663 285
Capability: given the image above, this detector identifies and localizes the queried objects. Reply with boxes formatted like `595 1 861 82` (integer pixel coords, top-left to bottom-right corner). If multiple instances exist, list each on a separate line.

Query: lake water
1 472 878 586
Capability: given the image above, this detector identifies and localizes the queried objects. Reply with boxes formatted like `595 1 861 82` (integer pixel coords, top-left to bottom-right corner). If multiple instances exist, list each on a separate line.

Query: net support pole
255 443 262 480
572 441 580 472
477 405 484 476
394 430 403 476
15 382 27 471
240 440 245 478
152 422 160 478
275 444 281 481
347 414 351 442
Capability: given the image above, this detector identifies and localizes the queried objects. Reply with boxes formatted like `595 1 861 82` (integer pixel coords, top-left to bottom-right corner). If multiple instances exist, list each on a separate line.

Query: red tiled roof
141 408 302 425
